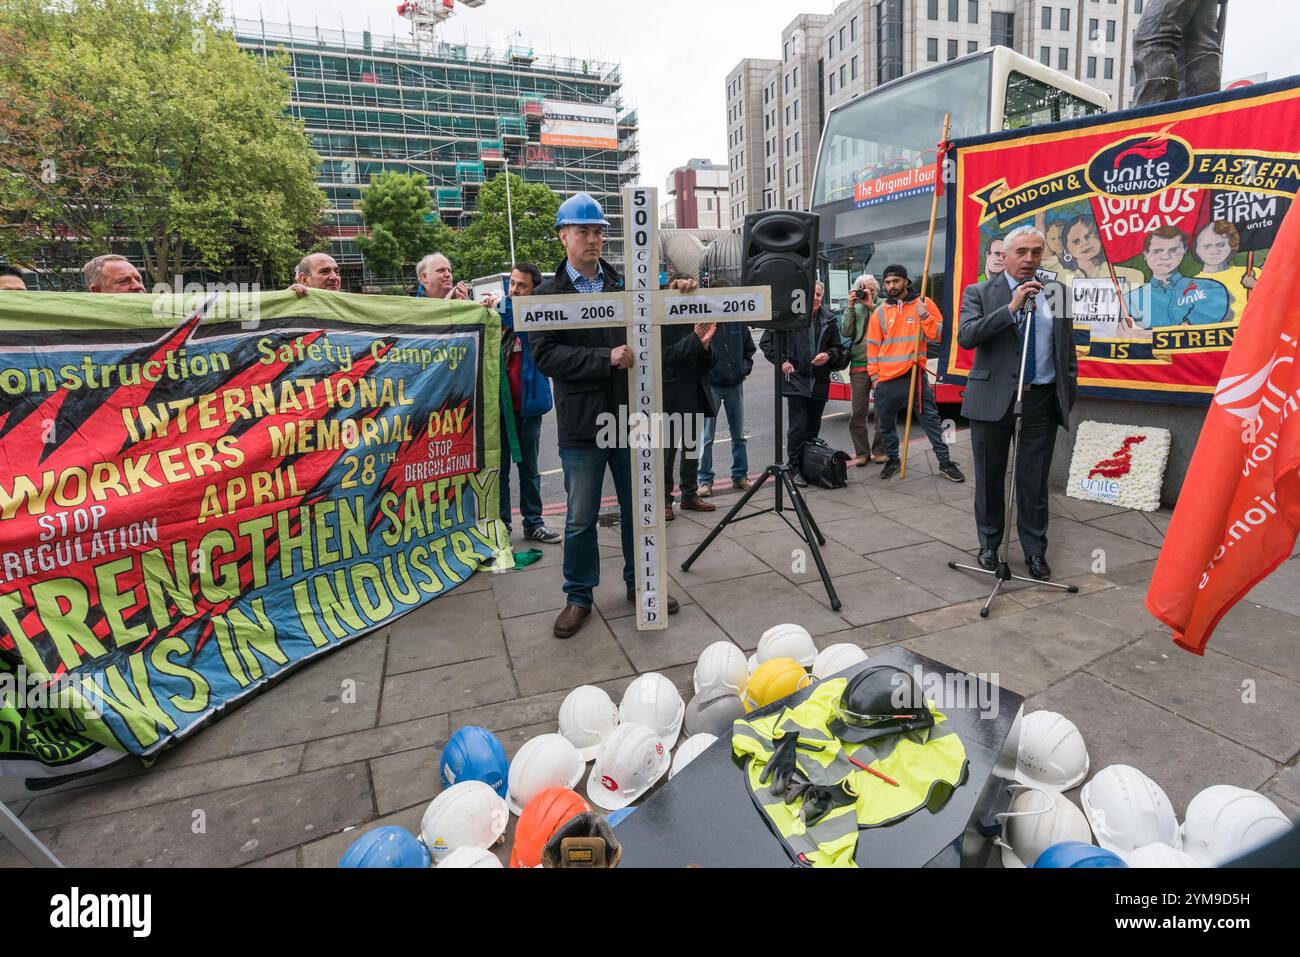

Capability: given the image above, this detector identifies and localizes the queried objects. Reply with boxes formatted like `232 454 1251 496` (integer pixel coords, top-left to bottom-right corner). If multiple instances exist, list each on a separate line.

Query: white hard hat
669 733 718 780
1180 785 1292 866
811 642 869 681
750 624 817 672
435 846 503 868
558 685 619 762
693 642 749 697
1015 711 1089 792
420 781 509 863
996 785 1094 869
587 722 670 811
1127 843 1203 868
506 733 584 816
1080 765 1180 856
619 672 685 750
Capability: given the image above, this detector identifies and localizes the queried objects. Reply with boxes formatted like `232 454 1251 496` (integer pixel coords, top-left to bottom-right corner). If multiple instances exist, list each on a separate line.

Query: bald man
290 253 342 295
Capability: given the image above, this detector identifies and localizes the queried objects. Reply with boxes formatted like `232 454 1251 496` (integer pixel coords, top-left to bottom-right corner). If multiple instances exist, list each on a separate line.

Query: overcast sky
224 0 1300 193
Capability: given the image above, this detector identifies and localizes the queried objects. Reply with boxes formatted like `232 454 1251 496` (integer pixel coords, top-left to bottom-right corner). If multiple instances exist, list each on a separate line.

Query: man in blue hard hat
532 193 700 638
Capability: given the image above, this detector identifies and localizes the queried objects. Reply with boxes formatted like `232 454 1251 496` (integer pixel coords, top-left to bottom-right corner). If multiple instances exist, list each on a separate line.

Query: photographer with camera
838 273 886 467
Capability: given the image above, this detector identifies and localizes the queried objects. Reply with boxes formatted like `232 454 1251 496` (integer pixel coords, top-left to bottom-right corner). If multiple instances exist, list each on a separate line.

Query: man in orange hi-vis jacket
1146 201 1300 655
867 265 964 483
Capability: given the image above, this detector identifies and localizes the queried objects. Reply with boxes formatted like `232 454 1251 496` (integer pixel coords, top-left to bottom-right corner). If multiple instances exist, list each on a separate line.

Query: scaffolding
232 16 640 286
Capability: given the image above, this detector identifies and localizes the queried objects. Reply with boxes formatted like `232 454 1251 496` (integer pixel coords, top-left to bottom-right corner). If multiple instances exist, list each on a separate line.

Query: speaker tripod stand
681 336 841 611
947 295 1077 617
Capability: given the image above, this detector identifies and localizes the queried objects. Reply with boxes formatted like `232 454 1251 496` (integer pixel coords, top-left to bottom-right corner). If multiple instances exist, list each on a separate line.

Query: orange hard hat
509 786 590 868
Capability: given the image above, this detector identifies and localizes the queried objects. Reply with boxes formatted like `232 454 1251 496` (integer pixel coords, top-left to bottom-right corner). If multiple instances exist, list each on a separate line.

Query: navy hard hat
338 826 431 868
556 192 610 229
827 665 935 743
440 725 509 797
1034 841 1129 868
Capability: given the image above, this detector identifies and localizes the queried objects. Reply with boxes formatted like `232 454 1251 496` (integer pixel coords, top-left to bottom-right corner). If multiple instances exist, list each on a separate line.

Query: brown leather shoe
681 495 716 512
553 603 590 639
665 503 675 521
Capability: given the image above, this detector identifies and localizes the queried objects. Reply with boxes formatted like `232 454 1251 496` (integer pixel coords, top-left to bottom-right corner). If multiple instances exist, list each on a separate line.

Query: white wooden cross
516 185 770 630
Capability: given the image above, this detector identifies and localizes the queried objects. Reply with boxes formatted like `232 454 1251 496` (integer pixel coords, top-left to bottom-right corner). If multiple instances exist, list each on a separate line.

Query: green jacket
838 301 873 372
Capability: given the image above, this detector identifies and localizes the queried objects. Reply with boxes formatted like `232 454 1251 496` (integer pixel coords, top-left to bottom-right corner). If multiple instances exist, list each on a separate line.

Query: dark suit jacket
661 324 717 415
531 257 627 448
956 272 1078 425
758 306 850 401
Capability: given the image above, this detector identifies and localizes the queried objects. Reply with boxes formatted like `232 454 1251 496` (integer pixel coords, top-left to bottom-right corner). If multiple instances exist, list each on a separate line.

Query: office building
726 1 1140 220
234 17 640 285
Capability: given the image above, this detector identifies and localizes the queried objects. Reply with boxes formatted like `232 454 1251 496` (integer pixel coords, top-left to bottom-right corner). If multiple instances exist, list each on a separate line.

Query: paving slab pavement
4 477 1297 869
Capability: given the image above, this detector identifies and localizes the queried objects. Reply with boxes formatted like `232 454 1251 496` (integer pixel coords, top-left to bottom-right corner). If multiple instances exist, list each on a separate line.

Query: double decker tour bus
811 46 1109 406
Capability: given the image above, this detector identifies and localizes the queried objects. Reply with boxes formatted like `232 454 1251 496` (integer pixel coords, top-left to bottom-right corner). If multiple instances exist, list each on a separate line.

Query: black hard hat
827 666 934 743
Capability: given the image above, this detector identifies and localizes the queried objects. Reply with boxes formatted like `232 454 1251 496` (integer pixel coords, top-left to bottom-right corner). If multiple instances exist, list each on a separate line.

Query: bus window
812 57 991 210
1003 71 1107 129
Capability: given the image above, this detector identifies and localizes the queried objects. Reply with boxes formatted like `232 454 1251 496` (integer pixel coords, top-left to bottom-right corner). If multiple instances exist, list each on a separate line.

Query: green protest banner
0 290 505 781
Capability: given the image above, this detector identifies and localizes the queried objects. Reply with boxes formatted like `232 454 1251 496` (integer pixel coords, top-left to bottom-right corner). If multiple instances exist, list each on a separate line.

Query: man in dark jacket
759 281 850 487
697 281 757 497
497 262 562 545
957 225 1077 580
531 193 694 638
661 274 718 519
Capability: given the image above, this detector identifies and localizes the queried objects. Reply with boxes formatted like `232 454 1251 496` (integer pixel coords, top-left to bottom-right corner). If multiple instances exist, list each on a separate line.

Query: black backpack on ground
800 438 848 489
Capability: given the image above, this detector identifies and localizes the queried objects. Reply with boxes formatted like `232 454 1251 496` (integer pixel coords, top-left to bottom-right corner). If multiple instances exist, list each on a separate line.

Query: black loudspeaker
741 210 820 331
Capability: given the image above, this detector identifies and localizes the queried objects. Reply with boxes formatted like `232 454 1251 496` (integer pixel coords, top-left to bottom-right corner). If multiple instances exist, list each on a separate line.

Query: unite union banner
941 77 1300 405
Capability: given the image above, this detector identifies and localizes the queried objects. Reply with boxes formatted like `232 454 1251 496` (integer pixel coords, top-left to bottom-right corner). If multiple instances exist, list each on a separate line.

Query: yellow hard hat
743 657 812 713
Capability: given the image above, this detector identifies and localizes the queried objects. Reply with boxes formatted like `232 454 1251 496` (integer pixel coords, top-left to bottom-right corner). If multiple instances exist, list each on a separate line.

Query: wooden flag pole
900 112 950 480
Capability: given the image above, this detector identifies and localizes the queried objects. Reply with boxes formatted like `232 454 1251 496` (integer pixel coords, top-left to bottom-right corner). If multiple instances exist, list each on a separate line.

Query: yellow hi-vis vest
732 677 968 868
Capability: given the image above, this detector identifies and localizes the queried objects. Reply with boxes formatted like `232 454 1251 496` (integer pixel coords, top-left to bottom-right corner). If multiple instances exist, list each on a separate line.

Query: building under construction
232 15 639 287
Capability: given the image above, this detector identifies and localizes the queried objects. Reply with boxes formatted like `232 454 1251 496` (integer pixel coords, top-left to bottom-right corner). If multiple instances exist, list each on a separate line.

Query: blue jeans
500 412 544 531
558 445 635 609
698 383 748 486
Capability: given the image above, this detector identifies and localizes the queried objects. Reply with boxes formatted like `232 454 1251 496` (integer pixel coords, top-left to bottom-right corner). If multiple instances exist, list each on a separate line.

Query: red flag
1145 202 1300 654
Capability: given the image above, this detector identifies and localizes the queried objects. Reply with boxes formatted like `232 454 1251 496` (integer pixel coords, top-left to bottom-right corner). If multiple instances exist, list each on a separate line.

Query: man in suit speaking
958 225 1078 580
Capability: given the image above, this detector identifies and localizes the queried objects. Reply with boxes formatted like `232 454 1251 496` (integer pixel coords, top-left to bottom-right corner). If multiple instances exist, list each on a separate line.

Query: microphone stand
947 289 1078 617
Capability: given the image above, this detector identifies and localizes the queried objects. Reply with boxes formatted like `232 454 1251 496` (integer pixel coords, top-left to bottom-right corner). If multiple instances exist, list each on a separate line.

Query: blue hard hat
555 192 610 229
440 725 509 797
1033 841 1129 868
606 807 635 828
338 826 431 868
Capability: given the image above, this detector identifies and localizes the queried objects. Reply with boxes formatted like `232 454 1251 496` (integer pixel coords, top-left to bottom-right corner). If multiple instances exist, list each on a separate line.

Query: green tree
357 223 404 280
356 170 442 281
453 173 563 280
0 0 324 287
